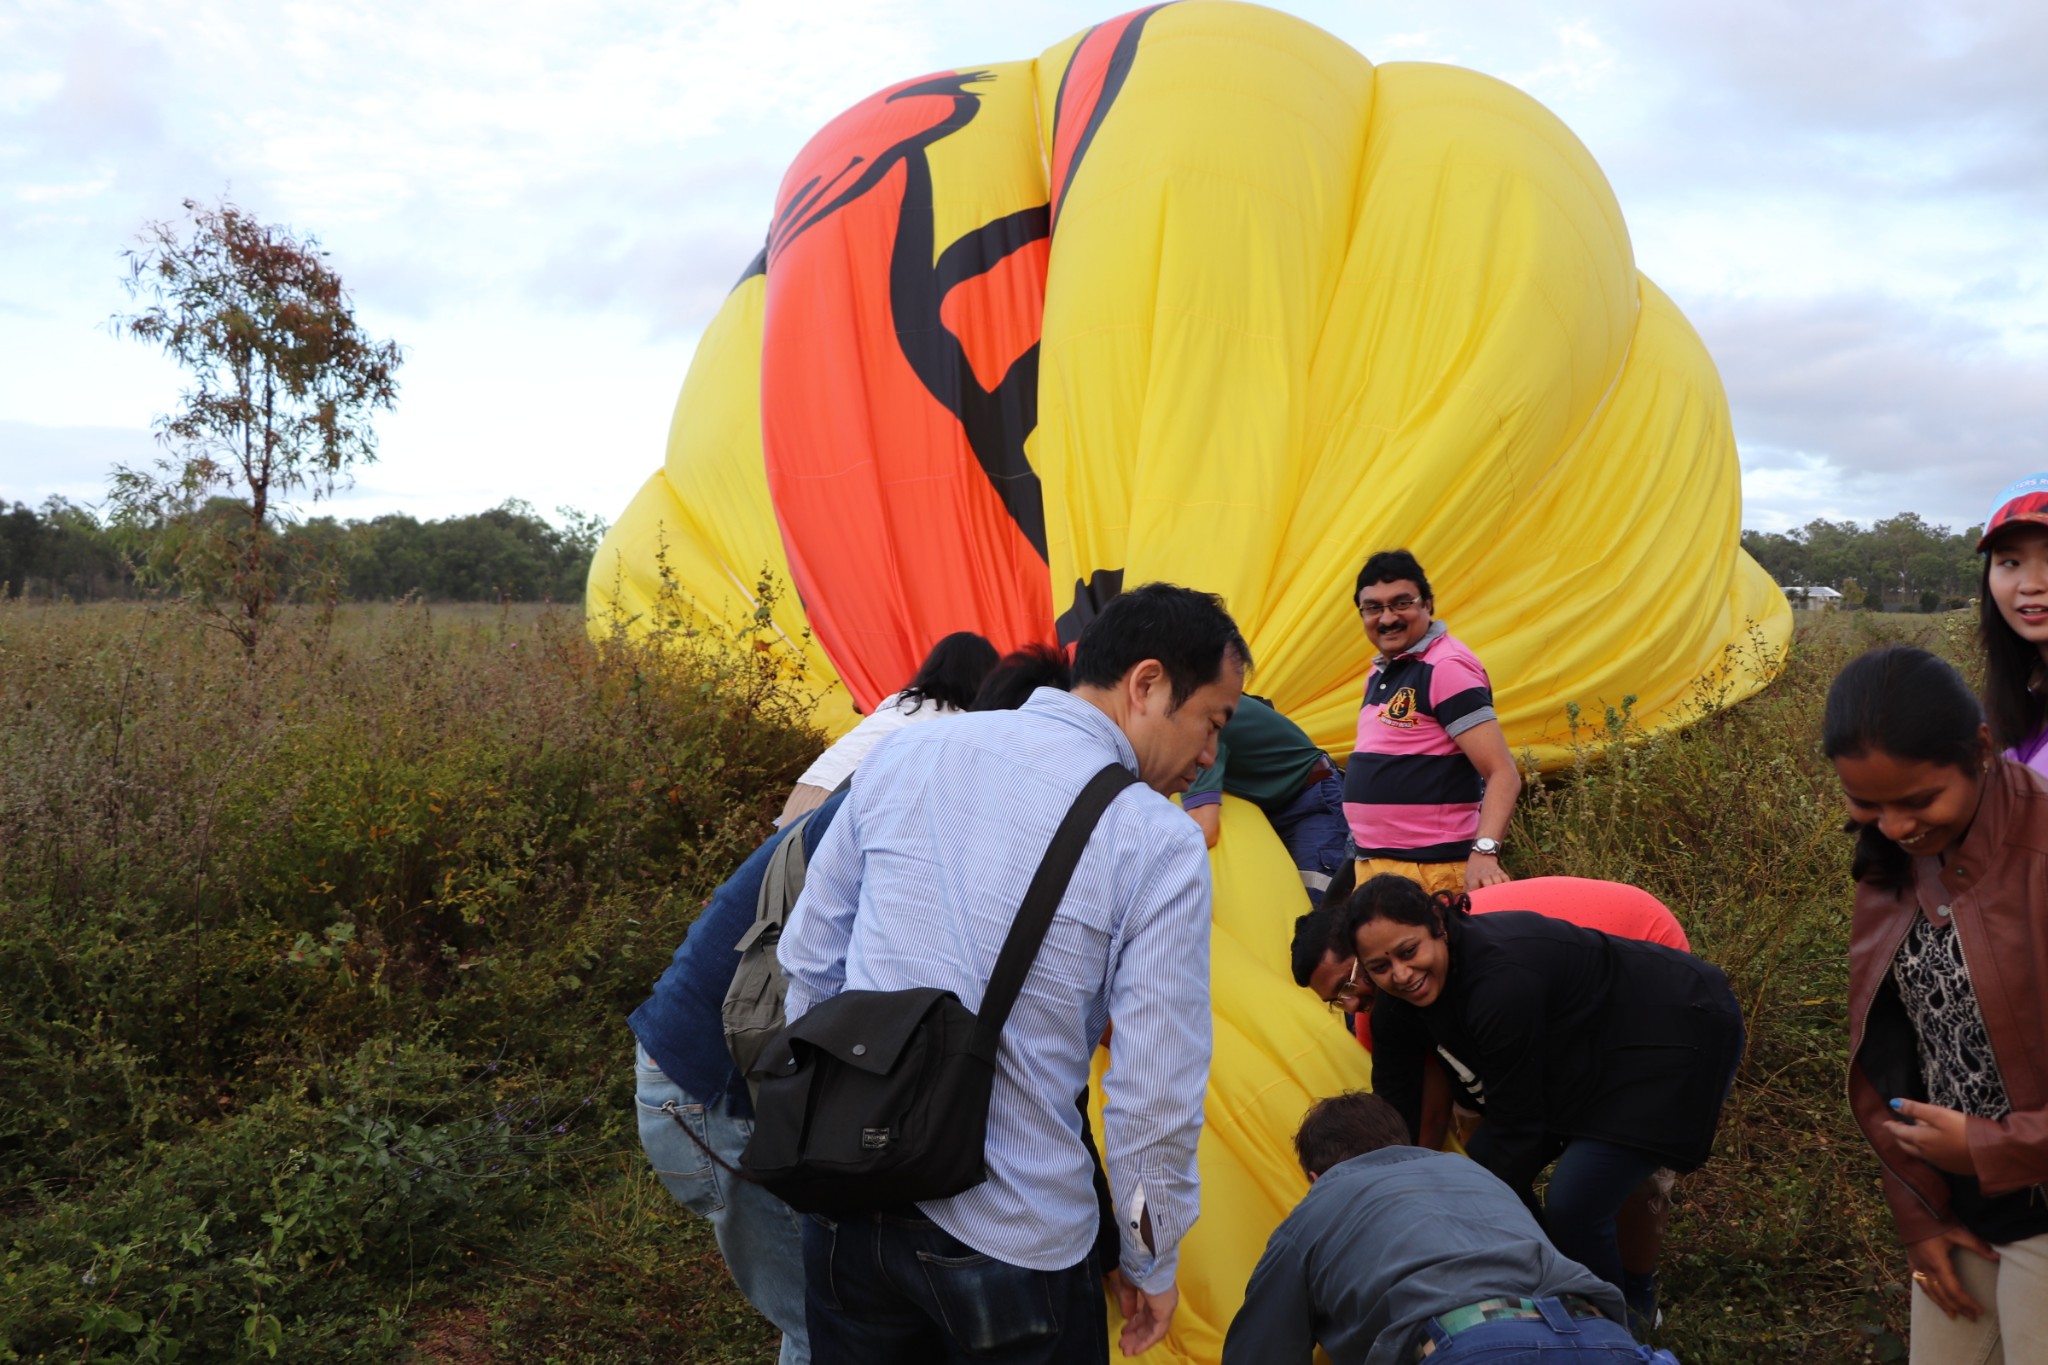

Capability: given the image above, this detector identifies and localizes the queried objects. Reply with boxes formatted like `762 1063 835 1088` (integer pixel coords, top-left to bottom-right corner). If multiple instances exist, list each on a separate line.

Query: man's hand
1884 1098 1975 1175
1906 1227 1998 1320
1465 851 1511 890
1116 1276 1178 1357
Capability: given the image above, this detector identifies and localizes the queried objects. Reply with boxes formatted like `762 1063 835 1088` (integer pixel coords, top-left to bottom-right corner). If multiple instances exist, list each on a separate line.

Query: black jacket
1371 910 1743 1199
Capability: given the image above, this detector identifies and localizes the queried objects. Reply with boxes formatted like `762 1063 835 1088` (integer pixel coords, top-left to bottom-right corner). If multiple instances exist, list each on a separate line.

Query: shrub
0 583 821 1360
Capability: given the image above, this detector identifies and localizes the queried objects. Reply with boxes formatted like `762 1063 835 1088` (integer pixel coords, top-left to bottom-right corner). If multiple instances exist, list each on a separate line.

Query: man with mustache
1344 549 1521 896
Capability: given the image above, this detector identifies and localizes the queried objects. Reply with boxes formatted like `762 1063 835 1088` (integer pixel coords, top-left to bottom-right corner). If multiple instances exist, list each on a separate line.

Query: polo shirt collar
1372 618 1449 669
1022 687 1142 775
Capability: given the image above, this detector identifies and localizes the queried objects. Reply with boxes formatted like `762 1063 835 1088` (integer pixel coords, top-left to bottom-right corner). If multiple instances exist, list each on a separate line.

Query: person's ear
1128 658 1168 714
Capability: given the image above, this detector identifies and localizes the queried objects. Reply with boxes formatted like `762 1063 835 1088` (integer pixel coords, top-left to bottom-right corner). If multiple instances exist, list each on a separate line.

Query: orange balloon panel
761 65 1058 711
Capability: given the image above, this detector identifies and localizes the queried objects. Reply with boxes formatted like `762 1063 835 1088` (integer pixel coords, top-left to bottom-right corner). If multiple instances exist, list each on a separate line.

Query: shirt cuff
1122 1247 1179 1296
1180 790 1223 810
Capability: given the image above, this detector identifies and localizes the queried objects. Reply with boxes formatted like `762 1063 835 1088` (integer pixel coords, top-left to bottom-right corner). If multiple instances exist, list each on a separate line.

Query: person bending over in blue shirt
1224 1092 1675 1365
779 583 1249 1363
628 642 1074 1365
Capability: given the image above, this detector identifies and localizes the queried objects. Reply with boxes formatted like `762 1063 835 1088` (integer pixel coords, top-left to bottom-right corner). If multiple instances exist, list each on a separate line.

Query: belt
1303 755 1336 791
1415 1295 1607 1359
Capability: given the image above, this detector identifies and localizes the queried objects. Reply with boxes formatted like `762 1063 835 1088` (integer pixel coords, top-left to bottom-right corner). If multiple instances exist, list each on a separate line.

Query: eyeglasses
1324 960 1365 1013
1357 595 1424 619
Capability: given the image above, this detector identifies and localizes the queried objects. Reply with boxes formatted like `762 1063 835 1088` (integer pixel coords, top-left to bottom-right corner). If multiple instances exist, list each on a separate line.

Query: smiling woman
1826 644 2048 1363
1332 874 1744 1328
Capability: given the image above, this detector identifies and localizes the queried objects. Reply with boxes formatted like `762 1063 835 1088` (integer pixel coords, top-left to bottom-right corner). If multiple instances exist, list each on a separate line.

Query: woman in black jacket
1333 874 1744 1320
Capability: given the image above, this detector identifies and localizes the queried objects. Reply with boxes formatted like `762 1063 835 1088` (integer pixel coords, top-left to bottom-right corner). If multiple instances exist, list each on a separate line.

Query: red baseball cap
1978 473 2048 552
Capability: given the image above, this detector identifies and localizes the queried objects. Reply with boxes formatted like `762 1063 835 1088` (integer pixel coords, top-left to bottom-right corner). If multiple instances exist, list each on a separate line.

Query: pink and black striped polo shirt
1344 620 1497 861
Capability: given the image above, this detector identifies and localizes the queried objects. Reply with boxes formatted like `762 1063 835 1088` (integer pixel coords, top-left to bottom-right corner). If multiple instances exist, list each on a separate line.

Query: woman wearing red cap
1980 474 2048 779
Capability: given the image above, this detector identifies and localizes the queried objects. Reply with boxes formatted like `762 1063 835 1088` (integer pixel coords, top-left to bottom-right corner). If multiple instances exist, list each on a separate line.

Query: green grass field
0 597 1964 1362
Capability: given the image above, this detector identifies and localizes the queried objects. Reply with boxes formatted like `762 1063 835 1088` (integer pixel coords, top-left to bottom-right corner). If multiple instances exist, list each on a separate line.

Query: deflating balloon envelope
590 4 1787 1359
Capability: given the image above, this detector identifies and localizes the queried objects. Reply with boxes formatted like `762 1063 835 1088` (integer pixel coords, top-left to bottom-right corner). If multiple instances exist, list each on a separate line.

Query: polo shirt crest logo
1379 686 1419 728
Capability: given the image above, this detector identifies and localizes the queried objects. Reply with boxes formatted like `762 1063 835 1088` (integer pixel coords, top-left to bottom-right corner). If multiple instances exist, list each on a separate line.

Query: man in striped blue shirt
779 583 1249 1363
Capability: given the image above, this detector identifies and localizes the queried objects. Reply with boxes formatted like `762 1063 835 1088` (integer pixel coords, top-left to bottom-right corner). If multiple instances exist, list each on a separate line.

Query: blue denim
1270 771 1349 902
1547 1014 1746 1323
802 1208 1108 1364
1543 1139 1669 1302
634 1043 809 1365
1423 1297 1681 1362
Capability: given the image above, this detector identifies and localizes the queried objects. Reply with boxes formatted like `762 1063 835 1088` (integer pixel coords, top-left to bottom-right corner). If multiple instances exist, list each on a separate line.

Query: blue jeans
802 1208 1108 1364
1424 1297 1681 1361
1270 771 1349 902
634 1043 809 1365
1543 1139 1670 1299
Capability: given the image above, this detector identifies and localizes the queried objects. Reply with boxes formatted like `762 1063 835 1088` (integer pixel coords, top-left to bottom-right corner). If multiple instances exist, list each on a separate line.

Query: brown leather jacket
1847 760 2048 1243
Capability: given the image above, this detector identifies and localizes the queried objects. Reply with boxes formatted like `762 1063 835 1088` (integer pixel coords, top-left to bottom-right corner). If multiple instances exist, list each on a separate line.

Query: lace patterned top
1892 914 2011 1120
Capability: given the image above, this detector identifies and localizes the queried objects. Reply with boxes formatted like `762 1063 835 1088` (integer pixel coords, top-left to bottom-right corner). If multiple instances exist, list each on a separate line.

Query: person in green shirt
1183 694 1348 903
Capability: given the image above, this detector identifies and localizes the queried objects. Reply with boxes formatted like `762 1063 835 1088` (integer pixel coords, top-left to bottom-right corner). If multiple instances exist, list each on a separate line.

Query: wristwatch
1472 837 1504 857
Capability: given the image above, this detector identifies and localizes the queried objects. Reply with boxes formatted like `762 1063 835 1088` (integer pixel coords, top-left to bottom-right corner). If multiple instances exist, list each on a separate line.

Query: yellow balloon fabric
1092 796 1373 1361
1034 5 1788 766
590 5 1789 1361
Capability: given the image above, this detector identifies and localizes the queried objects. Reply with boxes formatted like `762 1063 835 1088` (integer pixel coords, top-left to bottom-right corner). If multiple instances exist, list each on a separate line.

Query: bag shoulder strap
972 762 1138 1059
734 808 815 954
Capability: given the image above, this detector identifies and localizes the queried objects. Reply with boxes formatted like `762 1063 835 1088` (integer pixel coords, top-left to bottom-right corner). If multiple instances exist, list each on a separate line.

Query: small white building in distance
1785 585 1844 611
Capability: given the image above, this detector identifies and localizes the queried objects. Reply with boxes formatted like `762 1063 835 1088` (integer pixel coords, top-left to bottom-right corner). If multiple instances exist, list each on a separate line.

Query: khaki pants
1356 857 1466 896
1911 1233 2048 1365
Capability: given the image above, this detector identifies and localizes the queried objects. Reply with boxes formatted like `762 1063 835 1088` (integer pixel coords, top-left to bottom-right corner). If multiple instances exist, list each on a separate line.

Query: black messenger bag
738 763 1136 1215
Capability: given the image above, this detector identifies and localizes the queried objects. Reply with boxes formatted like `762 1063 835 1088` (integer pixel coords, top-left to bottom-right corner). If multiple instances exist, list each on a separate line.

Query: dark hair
1290 906 1336 987
1330 874 1468 959
1069 582 1252 709
1980 544 2046 752
899 632 1000 714
1821 645 1987 890
969 642 1071 712
1294 1091 1411 1177
1352 549 1432 608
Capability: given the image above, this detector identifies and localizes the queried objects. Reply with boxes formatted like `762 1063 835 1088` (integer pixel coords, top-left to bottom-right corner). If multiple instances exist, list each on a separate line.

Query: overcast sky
3 0 2043 535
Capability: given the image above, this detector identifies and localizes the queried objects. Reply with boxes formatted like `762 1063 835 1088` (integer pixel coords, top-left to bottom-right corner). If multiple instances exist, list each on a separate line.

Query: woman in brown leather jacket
1826 645 2048 1363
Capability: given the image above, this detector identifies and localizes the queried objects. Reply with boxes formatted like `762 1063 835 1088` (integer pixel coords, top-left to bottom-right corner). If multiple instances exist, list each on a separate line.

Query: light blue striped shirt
779 687 1212 1293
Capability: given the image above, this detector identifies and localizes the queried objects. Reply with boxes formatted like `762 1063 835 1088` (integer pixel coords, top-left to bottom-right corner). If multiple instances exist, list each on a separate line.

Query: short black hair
1069 582 1251 709
900 632 1000 714
1294 1092 1411 1177
1352 550 1432 608
1290 907 1336 987
969 642 1072 712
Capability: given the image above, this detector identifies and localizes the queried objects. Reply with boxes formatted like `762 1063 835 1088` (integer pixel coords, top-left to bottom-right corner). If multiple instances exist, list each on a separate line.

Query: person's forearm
1475 766 1520 842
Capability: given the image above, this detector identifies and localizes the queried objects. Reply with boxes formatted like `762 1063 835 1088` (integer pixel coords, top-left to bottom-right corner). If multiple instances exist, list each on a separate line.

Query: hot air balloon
590 4 1789 1359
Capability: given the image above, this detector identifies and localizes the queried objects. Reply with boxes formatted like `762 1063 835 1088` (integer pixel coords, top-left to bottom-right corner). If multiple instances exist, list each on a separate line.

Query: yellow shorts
1355 857 1467 897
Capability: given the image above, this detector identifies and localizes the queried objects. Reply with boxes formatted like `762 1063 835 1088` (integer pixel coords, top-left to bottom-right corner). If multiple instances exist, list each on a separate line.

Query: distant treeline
3 499 1988 612
1740 513 1986 612
1 498 604 603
